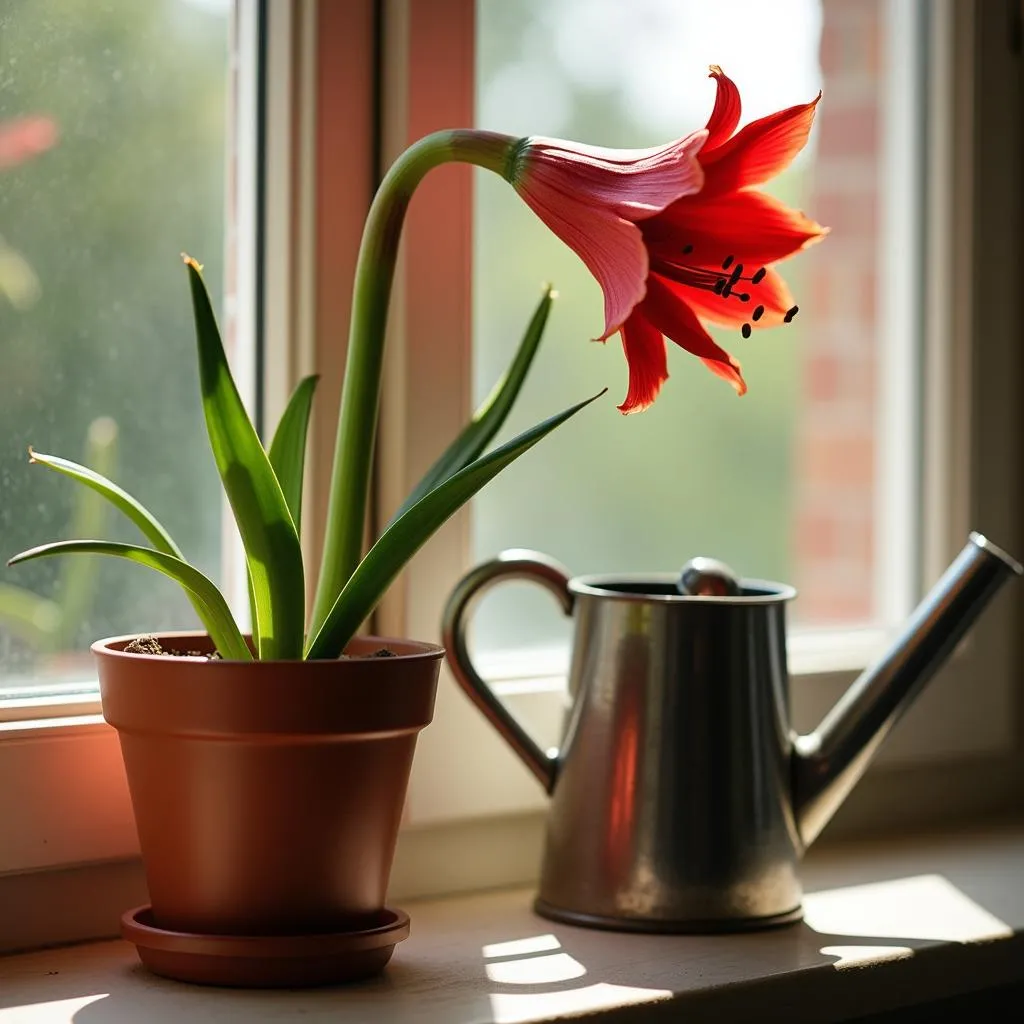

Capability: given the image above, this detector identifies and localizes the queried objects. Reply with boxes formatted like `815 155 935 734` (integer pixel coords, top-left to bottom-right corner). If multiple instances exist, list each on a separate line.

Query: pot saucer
121 904 410 988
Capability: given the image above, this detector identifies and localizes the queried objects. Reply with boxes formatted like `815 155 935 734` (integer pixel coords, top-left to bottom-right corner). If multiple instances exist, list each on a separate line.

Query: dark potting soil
123 635 222 659
123 635 397 660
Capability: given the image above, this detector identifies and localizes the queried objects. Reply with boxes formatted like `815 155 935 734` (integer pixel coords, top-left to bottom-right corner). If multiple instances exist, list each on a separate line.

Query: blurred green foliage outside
0 0 230 679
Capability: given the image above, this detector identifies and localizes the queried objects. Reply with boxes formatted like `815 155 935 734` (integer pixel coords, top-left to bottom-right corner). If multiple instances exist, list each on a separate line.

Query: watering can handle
441 549 574 794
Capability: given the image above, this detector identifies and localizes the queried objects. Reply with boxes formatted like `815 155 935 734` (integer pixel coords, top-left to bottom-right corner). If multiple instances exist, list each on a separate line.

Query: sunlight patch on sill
486 952 587 985
482 934 561 958
0 995 107 1023
804 873 1013 944
488 983 673 1023
819 944 915 969
483 932 671 1023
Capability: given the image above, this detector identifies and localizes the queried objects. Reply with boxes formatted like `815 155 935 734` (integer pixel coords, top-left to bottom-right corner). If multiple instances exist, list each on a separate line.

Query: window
0 0 251 878
0 0 1020 930
471 0 914 641
0 0 238 695
379 0 1022 827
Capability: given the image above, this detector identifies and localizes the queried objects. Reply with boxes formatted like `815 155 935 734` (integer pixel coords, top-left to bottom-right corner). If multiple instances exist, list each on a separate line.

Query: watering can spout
792 532 1022 847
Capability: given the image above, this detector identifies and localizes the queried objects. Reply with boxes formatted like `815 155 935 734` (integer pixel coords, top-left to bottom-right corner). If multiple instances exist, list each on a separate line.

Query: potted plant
7 66 822 987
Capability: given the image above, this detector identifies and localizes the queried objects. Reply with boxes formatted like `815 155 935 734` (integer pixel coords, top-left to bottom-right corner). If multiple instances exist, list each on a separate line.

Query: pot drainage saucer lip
121 904 410 988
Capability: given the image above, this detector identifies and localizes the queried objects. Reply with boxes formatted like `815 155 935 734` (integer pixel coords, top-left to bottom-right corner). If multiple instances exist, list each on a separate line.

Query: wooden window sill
2 817 1023 1023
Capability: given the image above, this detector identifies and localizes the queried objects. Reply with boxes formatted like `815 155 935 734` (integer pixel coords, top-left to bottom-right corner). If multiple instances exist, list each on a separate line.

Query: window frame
1 0 1022 952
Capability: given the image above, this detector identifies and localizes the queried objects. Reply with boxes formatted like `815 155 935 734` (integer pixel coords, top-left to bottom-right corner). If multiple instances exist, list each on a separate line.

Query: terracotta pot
93 630 442 983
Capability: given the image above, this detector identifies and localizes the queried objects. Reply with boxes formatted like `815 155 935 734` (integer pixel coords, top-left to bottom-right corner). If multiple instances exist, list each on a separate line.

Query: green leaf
305 389 606 659
185 257 305 660
27 434 221 644
388 288 553 526
28 447 184 558
267 374 319 534
7 541 252 662
54 417 119 649
0 583 61 651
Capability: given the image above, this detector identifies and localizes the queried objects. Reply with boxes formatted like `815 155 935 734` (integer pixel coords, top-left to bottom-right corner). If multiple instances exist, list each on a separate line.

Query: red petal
617 309 668 414
641 274 747 395
676 266 795 330
520 130 706 221
703 66 741 152
516 185 649 340
644 188 827 269
700 94 820 194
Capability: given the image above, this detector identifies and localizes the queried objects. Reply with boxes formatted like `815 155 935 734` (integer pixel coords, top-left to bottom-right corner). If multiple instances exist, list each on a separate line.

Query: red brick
792 586 873 625
820 0 882 77
801 434 875 488
806 354 842 403
818 107 879 158
797 513 841 561
813 192 877 244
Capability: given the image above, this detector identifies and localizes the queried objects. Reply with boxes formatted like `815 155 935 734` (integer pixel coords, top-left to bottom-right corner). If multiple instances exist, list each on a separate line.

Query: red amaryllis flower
509 67 827 413
507 130 708 347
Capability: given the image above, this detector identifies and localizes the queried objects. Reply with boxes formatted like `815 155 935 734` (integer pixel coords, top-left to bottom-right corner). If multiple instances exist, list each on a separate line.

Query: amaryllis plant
9 67 824 661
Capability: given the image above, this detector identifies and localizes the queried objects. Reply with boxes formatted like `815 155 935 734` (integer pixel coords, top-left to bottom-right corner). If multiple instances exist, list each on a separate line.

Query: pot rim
568 574 797 605
92 630 445 664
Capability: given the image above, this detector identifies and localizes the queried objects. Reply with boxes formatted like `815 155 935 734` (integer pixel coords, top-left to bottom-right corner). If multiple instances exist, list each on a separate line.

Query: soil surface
122 635 397 659
123 636 221 659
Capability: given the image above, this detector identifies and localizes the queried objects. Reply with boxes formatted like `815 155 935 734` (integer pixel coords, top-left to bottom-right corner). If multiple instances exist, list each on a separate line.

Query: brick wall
792 0 882 625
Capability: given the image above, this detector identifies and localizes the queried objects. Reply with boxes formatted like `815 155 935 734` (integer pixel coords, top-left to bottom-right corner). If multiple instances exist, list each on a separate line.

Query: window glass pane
0 0 235 689
472 0 913 654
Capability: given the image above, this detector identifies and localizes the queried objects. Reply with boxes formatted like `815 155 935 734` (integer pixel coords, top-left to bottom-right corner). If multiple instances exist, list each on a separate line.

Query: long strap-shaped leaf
185 257 305 660
267 374 319 534
7 541 252 661
28 449 184 557
388 288 554 526
305 389 606 660
53 417 119 650
25 446 229 642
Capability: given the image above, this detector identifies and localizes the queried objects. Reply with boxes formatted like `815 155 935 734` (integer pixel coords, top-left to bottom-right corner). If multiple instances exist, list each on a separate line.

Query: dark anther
742 323 752 339
738 293 751 302
784 305 799 323
682 244 694 254
731 263 744 280
751 267 767 285
752 305 765 322
713 278 726 295
722 281 733 298
721 255 734 270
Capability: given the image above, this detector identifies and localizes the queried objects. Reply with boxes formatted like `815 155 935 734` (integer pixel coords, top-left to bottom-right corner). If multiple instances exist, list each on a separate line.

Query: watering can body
442 533 1021 932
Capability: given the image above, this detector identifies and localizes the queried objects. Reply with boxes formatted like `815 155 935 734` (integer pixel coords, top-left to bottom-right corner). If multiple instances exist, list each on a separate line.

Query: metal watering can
442 532 1021 932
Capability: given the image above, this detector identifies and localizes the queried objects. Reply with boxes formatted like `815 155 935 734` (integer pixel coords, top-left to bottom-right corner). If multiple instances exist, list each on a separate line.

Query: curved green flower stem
309 129 517 639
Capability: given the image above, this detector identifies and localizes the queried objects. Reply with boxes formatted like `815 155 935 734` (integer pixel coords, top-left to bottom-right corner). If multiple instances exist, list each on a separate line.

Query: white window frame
0 0 1021 951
